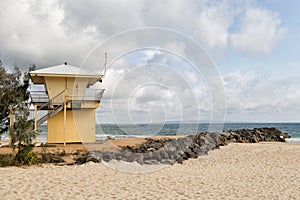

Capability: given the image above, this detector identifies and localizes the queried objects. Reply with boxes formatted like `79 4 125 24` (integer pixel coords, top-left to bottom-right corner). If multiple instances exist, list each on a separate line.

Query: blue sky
0 0 299 123
223 0 300 75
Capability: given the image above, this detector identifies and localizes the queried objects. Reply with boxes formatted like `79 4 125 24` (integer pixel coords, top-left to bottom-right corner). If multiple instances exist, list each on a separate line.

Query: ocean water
16 123 300 143
96 123 300 141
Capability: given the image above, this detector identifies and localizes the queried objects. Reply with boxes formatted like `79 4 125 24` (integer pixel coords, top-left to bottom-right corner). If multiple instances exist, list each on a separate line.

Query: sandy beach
0 142 299 199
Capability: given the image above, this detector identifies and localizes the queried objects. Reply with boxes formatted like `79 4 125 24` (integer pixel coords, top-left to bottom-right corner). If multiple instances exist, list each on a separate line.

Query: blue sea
32 123 300 143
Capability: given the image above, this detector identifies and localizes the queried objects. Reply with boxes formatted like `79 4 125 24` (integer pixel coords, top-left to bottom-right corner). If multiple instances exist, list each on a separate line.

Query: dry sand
1 142 300 199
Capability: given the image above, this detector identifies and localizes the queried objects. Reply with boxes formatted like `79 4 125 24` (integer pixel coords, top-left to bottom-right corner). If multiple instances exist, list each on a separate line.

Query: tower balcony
30 88 105 110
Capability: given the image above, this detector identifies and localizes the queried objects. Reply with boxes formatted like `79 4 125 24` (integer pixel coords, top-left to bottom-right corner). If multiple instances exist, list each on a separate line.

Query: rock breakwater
77 127 290 165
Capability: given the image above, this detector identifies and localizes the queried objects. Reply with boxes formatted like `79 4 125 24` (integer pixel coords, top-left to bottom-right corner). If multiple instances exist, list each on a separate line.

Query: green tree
0 58 38 165
0 59 33 133
0 65 28 118
10 98 38 165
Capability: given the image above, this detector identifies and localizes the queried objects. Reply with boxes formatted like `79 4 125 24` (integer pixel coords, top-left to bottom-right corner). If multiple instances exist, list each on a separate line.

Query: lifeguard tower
29 62 104 144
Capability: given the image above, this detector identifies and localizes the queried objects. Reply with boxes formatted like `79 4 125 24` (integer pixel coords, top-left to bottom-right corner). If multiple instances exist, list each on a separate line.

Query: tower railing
29 91 49 104
66 88 105 102
30 88 105 104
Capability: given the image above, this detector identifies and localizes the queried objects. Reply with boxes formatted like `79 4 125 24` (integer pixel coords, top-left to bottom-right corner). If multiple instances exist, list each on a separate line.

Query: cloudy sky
1 0 300 124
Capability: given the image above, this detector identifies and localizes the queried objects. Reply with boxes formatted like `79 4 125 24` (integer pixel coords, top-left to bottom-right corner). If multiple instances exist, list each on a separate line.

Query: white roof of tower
30 63 103 84
30 63 96 76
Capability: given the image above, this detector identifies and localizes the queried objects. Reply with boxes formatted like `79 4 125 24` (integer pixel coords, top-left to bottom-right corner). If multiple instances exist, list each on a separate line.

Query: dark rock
176 157 184 164
160 150 169 159
185 151 198 159
136 154 144 165
86 156 100 163
167 151 181 160
151 151 162 161
126 153 142 163
163 143 176 152
221 131 231 139
50 157 65 163
143 152 153 161
101 152 115 162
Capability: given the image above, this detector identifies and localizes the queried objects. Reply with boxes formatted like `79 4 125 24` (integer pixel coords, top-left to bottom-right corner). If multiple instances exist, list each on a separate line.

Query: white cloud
0 0 286 69
0 0 97 68
223 71 300 121
96 51 214 124
230 8 286 54
196 3 232 51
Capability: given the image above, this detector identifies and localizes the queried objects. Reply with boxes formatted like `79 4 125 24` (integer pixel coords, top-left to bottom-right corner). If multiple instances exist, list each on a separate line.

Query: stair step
24 104 64 134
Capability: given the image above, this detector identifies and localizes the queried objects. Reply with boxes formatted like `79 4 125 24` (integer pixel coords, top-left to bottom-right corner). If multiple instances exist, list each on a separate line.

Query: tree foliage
0 59 34 134
0 58 39 165
0 60 31 125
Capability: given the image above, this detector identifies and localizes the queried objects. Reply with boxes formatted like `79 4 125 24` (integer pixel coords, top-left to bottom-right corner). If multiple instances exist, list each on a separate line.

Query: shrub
0 154 15 167
14 144 41 165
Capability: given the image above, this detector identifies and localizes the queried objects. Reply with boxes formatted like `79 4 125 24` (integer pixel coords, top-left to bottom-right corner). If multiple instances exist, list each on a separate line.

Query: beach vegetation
0 58 39 165
0 60 33 130
0 154 15 167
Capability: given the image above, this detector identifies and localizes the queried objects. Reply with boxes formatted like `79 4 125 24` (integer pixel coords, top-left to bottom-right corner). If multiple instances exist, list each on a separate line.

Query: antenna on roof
103 52 107 78
99 53 107 83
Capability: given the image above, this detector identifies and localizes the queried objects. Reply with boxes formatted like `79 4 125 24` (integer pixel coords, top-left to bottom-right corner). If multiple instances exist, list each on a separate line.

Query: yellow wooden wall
45 77 67 102
47 109 95 143
44 77 88 102
44 76 97 143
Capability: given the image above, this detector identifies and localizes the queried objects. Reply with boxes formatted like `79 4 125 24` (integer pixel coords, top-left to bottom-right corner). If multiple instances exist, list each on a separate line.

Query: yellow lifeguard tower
29 62 104 144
